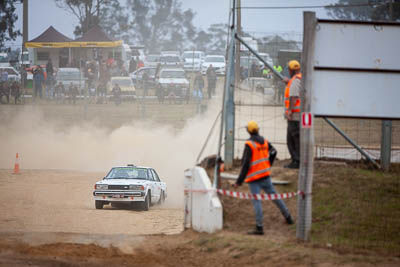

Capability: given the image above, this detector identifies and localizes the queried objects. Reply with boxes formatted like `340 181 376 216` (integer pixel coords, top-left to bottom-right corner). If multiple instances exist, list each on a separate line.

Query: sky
8 0 337 49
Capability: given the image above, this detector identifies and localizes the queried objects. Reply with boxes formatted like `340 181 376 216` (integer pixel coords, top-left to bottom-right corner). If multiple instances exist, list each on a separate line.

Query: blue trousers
248 178 291 227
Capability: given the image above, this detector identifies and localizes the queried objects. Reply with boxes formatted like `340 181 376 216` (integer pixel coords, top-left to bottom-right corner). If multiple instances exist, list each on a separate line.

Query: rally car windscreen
160 70 185 79
105 167 148 179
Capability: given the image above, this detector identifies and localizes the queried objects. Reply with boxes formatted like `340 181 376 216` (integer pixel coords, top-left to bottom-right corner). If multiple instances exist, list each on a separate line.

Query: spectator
70 84 79 105
54 82 65 103
206 64 217 99
112 83 122 106
142 71 149 97
33 65 44 99
129 57 137 73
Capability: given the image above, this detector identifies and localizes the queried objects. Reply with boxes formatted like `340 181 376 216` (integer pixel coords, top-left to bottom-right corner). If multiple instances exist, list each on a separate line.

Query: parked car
156 68 189 98
182 51 205 72
201 55 226 75
159 54 182 68
130 67 156 89
93 164 167 210
144 54 160 68
55 68 85 89
109 76 136 99
0 66 21 81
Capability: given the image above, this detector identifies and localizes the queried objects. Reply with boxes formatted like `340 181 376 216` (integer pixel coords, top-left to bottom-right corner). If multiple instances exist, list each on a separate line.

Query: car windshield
146 55 159 62
144 68 156 76
0 54 8 63
111 79 132 86
183 53 201 59
57 71 81 80
0 68 17 75
106 167 148 179
160 56 180 63
205 57 224 63
160 70 185 78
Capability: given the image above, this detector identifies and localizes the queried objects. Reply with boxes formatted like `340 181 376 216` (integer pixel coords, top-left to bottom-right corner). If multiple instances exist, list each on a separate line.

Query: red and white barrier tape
184 188 303 200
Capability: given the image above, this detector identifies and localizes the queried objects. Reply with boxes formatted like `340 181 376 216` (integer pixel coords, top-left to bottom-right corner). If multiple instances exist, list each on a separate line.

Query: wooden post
297 11 317 241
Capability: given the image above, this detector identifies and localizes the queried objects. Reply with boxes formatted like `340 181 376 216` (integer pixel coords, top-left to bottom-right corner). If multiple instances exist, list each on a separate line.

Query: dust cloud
0 103 221 208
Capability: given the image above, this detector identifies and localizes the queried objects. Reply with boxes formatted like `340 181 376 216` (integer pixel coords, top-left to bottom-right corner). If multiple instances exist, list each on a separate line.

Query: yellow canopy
25 40 123 48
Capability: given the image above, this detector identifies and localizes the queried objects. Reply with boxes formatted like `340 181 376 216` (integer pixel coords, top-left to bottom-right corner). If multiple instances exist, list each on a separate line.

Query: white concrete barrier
184 167 223 233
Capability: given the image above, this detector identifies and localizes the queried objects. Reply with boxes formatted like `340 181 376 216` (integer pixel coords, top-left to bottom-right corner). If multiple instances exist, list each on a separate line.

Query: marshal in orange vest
284 73 302 116
244 140 271 183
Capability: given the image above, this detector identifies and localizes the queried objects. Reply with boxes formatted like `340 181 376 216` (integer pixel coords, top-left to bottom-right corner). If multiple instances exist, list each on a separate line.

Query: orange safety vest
284 73 302 115
244 140 271 183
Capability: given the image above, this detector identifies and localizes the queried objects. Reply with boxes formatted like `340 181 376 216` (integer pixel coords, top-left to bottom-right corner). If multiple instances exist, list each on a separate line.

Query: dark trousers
287 120 300 162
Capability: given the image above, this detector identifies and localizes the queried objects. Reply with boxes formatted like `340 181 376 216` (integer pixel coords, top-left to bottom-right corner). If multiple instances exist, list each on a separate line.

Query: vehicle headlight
129 185 145 190
95 184 108 190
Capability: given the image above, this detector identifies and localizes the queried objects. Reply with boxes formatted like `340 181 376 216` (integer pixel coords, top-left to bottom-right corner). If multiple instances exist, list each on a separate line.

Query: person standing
129 57 137 73
234 121 294 235
206 64 216 99
46 59 54 99
142 71 149 97
284 60 302 169
112 83 122 106
33 65 44 99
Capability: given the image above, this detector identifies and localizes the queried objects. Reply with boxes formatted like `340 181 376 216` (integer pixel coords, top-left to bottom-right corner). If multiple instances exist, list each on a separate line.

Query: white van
55 68 85 89
182 51 205 72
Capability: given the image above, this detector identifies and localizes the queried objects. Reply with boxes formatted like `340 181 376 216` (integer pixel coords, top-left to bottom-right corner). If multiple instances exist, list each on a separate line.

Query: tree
54 0 129 38
258 35 300 61
206 23 228 53
326 0 400 21
126 0 198 52
0 0 21 49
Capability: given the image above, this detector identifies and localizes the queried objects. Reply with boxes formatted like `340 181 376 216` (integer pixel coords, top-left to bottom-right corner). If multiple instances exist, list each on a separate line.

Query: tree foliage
54 0 228 52
0 0 21 49
326 0 400 21
54 0 128 38
126 0 199 52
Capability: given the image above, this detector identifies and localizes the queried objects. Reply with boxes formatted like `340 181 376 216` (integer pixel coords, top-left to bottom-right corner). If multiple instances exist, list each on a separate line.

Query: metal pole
234 0 241 88
324 117 381 169
297 11 317 242
381 0 394 171
224 34 236 170
381 120 392 171
213 31 235 189
22 0 28 90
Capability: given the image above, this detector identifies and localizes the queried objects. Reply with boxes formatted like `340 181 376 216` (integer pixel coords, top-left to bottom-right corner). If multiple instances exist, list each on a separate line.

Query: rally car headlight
129 185 145 190
96 184 108 190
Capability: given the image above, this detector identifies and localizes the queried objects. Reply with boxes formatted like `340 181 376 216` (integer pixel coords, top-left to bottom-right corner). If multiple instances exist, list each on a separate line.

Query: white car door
147 169 159 203
151 169 163 199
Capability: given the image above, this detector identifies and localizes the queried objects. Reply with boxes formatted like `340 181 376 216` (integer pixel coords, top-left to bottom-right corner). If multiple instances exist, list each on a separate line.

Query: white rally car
93 165 167 211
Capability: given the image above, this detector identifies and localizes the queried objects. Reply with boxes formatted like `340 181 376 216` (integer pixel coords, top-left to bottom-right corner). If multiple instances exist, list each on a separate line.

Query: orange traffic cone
13 153 20 174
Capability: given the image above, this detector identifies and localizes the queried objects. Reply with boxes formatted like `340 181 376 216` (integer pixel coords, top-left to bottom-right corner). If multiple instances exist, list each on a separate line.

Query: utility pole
234 0 241 88
22 0 28 89
381 0 394 171
224 0 238 170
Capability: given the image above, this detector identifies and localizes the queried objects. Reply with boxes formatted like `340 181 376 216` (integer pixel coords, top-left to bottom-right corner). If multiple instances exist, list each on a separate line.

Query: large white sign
311 20 400 119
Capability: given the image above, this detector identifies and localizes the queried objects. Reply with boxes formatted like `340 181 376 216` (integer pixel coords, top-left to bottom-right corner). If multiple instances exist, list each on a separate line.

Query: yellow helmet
247 120 259 134
288 60 300 70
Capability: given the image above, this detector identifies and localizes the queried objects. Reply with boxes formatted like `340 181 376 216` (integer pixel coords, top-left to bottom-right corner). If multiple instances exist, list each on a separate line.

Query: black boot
248 225 264 235
284 161 299 169
285 215 294 225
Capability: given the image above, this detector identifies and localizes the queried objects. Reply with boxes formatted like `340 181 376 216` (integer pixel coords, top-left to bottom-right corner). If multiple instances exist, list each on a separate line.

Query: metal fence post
381 120 392 171
297 11 317 241
224 33 236 170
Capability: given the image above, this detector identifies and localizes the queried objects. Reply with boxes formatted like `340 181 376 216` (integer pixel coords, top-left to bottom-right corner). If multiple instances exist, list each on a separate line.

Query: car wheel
158 191 165 205
142 192 150 211
95 200 104 209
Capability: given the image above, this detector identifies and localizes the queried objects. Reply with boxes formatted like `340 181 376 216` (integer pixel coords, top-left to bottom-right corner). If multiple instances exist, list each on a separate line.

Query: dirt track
0 169 183 236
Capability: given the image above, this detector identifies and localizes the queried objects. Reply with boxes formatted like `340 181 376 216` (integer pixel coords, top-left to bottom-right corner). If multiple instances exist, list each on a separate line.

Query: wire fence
233 34 400 254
